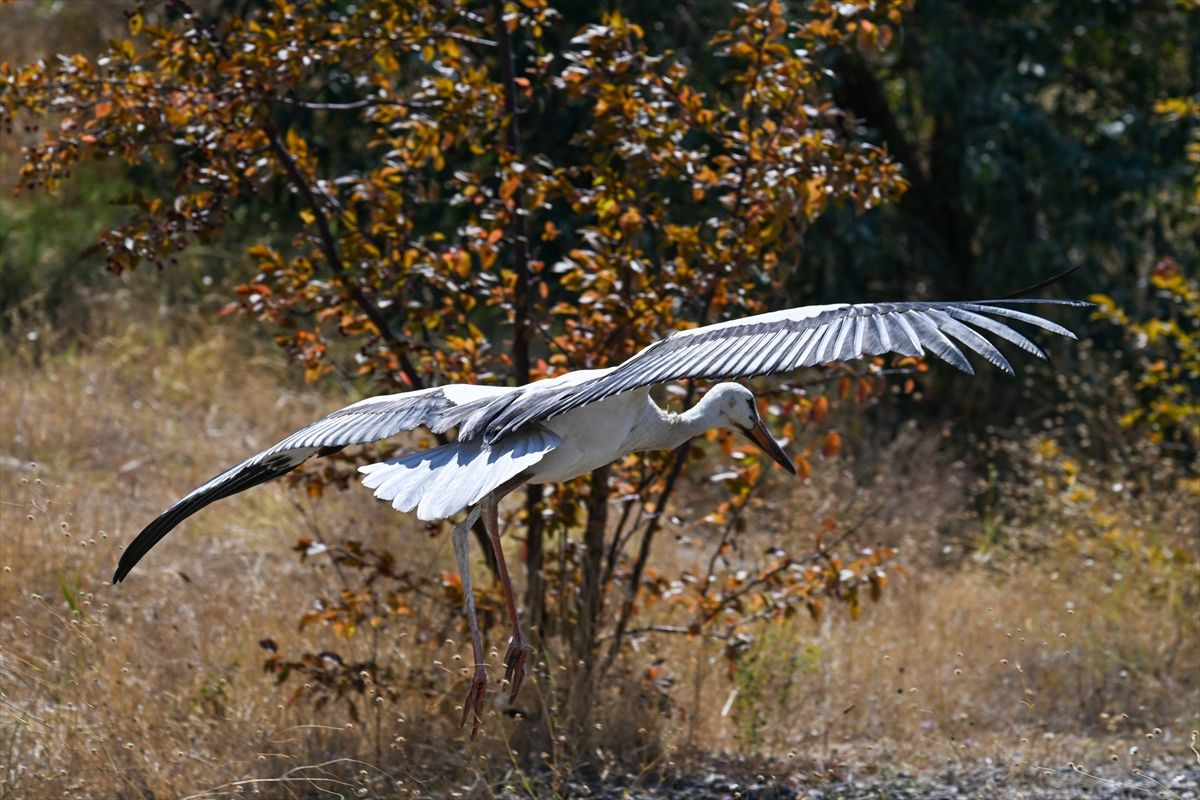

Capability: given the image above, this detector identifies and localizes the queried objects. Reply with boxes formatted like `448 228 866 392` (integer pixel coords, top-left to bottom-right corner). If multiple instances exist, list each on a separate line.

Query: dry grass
0 298 468 798
602 426 1199 777
1 295 1197 798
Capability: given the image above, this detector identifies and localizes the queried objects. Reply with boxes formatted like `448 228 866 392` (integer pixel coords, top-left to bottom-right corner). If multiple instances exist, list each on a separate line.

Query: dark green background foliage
815 0 1197 303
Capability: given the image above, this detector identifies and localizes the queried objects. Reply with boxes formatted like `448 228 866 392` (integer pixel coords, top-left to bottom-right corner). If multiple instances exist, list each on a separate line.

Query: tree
814 0 1197 304
2 0 909 750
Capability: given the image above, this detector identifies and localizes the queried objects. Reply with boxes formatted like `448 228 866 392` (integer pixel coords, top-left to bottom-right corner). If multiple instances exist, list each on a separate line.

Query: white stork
113 297 1087 731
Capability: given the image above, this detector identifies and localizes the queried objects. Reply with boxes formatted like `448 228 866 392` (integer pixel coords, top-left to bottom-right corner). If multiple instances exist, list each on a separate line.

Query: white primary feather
359 428 562 521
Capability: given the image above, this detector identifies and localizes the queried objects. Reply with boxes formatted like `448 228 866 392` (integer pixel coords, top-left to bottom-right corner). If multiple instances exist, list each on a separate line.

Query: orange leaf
856 377 873 404
795 455 813 480
810 395 829 423
499 176 520 201
822 431 842 458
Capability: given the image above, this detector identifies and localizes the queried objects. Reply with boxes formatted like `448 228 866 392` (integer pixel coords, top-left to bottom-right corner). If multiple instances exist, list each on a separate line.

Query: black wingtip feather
112 457 301 583
999 265 1085 299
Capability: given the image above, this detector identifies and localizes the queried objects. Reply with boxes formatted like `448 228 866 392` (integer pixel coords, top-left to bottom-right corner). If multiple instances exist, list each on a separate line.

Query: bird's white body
115 296 1087 584
536 389 663 483
358 380 755 518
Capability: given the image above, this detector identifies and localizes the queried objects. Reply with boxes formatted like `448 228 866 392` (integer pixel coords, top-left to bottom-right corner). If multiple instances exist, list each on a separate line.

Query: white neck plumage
637 389 728 453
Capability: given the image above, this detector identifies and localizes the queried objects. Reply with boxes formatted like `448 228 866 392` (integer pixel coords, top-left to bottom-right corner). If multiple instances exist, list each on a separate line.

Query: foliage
1089 259 1199 452
806 0 1197 312
1 0 916 745
973 261 1199 724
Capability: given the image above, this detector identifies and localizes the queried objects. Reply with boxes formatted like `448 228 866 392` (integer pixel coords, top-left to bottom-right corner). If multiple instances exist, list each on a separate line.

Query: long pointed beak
742 417 797 476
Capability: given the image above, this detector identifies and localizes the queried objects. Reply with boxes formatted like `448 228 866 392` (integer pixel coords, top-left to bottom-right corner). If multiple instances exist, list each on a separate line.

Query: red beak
742 417 797 475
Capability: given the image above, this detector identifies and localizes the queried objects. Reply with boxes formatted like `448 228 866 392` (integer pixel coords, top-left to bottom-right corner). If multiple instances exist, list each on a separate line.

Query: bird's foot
503 636 533 703
461 663 488 737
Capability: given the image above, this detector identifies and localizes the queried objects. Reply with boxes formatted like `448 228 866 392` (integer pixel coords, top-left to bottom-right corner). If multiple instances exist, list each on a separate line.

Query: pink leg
482 491 533 703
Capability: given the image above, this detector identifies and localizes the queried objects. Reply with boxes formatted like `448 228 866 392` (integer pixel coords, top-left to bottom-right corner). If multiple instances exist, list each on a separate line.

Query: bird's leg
482 490 533 703
451 505 487 736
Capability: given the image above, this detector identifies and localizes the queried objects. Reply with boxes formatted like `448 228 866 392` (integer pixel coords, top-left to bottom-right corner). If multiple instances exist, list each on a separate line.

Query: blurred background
1 0 1196 797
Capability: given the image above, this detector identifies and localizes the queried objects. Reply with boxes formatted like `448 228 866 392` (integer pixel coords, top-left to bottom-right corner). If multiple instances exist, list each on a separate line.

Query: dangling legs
482 489 533 703
451 505 487 736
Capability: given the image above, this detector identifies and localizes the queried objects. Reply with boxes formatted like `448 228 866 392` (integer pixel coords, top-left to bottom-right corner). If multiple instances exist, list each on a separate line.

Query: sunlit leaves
1091 259 1199 448
1 0 918 708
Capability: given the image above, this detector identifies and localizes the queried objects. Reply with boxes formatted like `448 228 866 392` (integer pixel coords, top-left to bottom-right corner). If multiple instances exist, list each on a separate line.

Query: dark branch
263 125 424 390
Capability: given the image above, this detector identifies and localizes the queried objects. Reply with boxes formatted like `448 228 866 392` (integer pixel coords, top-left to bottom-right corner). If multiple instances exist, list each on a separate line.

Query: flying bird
113 296 1087 732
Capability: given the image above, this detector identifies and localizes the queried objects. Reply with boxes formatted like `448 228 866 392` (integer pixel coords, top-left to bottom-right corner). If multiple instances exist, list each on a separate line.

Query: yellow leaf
375 49 400 73
299 209 315 225
128 12 143 35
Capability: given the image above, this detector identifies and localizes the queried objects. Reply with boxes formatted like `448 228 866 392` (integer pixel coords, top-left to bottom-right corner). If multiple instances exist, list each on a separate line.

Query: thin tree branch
488 0 547 626
263 125 424 390
698 473 765 600
596 438 691 681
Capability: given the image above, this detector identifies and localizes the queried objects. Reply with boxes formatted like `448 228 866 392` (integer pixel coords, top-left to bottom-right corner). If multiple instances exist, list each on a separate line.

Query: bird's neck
639 394 722 452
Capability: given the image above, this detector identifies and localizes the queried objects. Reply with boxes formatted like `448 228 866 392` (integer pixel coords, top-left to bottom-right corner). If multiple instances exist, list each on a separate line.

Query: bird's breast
528 390 656 484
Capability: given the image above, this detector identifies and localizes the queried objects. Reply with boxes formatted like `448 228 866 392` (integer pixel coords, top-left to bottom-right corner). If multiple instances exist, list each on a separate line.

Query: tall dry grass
1 295 1197 798
0 298 469 797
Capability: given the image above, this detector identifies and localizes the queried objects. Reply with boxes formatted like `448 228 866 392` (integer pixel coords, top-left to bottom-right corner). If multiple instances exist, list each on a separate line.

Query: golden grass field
1 294 1197 798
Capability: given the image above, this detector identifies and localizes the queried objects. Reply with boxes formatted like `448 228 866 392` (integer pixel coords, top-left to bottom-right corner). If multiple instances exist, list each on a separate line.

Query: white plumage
360 427 562 520
112 295 1091 589
113 294 1088 729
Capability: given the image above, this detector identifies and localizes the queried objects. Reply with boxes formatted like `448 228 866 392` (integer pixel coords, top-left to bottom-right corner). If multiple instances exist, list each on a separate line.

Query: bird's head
705 383 797 475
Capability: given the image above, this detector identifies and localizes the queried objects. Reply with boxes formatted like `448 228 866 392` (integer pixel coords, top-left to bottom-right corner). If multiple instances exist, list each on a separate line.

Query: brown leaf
810 395 829 423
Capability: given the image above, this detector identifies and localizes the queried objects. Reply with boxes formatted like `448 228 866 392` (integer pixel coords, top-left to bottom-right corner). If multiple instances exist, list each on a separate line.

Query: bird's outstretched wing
113 384 515 583
473 298 1091 444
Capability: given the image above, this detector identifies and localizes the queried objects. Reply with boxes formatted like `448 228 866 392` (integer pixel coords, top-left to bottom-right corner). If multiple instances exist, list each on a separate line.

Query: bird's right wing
113 383 516 583
476 298 1091 443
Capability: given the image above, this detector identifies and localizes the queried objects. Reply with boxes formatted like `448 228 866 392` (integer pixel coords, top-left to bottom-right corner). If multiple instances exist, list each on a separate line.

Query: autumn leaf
810 395 830 423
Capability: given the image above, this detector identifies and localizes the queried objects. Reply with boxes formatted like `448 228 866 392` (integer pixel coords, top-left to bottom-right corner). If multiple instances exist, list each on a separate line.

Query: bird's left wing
478 298 1090 443
113 383 515 583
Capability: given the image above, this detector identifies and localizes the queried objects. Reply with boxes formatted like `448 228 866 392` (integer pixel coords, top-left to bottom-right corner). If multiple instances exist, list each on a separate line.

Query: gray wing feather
904 311 973 374
832 317 856 362
115 385 515 583
927 310 1013 374
872 314 892 352
946 307 1046 359
477 298 1089 444
888 312 925 357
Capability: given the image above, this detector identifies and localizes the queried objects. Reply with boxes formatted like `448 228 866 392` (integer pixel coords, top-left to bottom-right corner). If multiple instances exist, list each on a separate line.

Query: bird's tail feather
358 428 561 521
